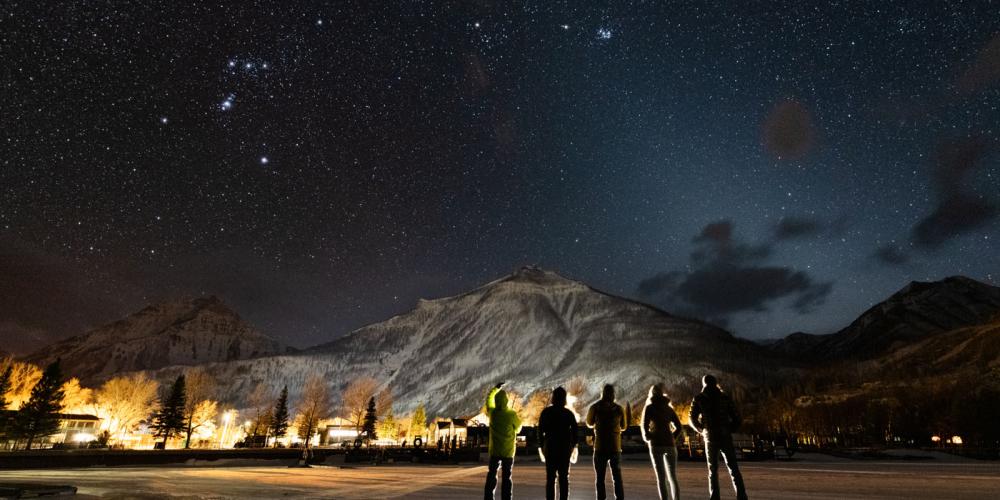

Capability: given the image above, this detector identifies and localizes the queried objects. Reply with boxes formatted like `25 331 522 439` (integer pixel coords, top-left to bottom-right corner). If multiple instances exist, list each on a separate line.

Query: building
0 410 102 449
320 417 360 446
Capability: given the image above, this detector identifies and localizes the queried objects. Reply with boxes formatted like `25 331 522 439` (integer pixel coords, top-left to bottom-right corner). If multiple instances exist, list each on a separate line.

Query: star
260 156 269 165
159 116 168 124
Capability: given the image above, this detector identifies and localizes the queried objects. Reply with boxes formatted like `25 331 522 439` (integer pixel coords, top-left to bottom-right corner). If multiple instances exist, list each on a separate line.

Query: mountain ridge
768 275 1000 361
25 295 291 384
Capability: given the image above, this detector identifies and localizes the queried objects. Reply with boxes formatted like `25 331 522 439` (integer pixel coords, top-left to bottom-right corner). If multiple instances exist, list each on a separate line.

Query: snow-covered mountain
157 267 788 416
25 296 291 384
769 276 1000 360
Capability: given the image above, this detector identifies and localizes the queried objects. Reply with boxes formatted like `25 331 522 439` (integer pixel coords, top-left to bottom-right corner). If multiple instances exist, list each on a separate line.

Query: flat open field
1 454 997 499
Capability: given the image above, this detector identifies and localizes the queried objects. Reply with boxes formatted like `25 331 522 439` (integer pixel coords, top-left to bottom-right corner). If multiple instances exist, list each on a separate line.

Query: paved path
1 457 998 499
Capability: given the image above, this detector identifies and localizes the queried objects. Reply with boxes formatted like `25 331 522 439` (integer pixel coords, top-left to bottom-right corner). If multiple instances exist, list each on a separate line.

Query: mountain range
17 267 1000 416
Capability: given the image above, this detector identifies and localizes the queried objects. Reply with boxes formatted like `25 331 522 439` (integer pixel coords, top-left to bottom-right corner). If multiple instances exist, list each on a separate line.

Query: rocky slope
160 267 790 416
25 296 290 384
769 276 1000 361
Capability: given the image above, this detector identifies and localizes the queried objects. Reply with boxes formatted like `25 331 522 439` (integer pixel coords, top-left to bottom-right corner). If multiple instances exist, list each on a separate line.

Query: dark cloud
911 137 997 248
774 217 823 240
638 220 832 328
956 35 1000 95
873 244 910 265
761 98 816 161
0 237 142 353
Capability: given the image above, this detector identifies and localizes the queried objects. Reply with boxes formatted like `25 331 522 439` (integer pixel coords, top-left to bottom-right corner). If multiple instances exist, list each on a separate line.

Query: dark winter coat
641 393 683 447
537 405 578 460
586 399 627 453
689 385 741 437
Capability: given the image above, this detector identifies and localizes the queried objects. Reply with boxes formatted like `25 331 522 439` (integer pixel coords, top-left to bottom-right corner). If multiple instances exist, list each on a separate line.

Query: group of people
483 375 750 500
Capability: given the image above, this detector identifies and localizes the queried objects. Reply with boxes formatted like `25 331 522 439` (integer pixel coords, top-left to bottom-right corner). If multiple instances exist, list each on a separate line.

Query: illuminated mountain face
150 267 787 416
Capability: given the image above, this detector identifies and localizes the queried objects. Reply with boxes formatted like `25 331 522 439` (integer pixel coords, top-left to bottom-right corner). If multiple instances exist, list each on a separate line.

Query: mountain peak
503 266 582 287
27 295 288 383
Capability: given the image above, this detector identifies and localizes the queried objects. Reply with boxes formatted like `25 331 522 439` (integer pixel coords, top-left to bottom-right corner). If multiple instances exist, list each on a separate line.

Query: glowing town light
73 432 96 443
566 393 582 421
952 435 963 445
931 435 941 443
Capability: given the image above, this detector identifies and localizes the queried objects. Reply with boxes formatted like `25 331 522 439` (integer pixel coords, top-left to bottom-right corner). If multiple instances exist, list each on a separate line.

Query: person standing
586 384 627 500
537 386 578 500
484 382 522 500
689 375 748 500
642 384 683 500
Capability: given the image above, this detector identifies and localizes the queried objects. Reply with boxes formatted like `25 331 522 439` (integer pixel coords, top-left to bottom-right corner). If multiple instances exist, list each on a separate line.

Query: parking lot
1 453 998 499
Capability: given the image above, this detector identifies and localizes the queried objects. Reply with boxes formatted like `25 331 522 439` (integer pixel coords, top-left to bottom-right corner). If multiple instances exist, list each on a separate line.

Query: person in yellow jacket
484 382 523 500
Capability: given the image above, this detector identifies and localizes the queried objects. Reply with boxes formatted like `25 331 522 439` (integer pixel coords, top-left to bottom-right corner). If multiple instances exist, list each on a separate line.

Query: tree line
0 358 432 451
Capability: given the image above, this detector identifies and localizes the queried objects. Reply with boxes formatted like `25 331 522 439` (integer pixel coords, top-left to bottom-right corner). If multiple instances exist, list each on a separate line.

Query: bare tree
566 376 587 416
91 373 160 445
375 387 393 417
522 390 550 425
246 382 273 445
0 358 42 409
342 377 378 431
182 368 216 449
295 373 332 464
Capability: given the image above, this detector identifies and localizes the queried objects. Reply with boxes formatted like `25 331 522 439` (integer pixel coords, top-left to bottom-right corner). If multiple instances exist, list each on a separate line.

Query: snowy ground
0 454 997 499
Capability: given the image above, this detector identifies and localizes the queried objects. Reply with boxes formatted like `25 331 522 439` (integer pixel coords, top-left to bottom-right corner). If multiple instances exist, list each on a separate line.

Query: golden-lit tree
408 402 427 441
342 377 378 431
376 408 400 441
189 400 219 444
91 373 160 444
295 373 332 459
522 390 550 425
60 378 93 414
246 382 274 442
566 376 588 416
0 358 42 409
182 368 215 449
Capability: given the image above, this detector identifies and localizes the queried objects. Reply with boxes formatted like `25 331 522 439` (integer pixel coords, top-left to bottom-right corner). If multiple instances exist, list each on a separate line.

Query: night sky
2 1 999 353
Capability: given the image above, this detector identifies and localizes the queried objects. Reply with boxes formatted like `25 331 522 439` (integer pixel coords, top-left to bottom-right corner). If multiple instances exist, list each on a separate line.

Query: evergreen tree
362 396 378 441
0 364 12 437
150 375 186 448
14 359 66 450
271 386 289 446
0 364 12 410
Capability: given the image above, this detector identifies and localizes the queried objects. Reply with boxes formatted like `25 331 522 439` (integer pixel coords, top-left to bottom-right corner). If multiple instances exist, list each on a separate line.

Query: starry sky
2 1 999 353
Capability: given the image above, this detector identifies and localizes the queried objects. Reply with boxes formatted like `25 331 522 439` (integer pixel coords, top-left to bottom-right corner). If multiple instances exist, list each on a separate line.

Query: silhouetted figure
642 384 683 500
538 386 578 500
690 375 748 500
484 382 523 500
586 384 627 500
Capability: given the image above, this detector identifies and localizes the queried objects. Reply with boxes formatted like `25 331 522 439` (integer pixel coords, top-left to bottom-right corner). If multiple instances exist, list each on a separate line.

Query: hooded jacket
538 405 578 459
641 390 683 447
486 387 523 458
586 396 626 453
689 385 741 437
